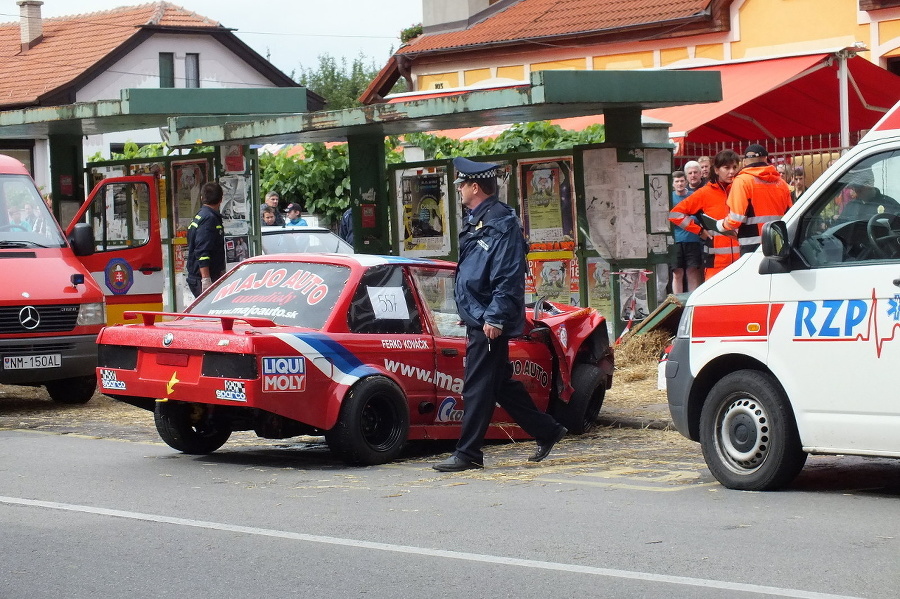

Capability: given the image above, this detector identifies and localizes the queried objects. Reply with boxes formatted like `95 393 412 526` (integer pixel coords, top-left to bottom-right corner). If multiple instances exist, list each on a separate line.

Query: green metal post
347 134 388 254
603 107 643 145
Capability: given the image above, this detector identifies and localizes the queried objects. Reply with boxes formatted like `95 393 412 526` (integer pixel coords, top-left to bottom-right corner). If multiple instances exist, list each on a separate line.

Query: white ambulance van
666 102 900 490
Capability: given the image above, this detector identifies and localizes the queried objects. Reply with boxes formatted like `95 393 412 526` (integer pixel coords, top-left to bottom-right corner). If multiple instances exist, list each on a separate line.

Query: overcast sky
3 0 423 77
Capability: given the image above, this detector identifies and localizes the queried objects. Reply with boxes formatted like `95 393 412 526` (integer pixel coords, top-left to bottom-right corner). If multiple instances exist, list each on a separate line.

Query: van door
67 176 163 325
768 148 900 455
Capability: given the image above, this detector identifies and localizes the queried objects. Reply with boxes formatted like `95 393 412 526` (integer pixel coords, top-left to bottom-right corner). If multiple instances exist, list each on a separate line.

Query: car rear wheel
154 401 231 454
325 377 409 465
554 364 606 434
699 370 807 491
46 375 96 404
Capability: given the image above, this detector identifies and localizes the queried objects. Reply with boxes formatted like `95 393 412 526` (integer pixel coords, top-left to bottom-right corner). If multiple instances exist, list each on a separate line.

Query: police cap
453 157 500 184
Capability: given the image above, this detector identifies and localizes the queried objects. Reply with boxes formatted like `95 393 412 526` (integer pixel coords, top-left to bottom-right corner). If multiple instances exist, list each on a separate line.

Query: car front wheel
326 377 409 465
699 370 807 491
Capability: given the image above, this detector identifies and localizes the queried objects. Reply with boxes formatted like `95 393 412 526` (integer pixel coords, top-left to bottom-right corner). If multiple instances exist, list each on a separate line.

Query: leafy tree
297 53 384 110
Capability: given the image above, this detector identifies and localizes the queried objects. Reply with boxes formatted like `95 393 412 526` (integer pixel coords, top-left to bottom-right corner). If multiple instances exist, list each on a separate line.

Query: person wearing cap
433 157 567 473
285 202 308 226
186 182 227 298
261 190 285 226
717 144 792 254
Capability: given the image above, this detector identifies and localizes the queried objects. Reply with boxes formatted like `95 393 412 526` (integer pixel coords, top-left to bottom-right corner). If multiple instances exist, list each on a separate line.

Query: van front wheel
699 370 806 491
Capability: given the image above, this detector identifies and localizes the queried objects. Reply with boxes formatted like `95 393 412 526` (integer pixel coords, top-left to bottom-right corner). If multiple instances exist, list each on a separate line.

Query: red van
0 154 104 403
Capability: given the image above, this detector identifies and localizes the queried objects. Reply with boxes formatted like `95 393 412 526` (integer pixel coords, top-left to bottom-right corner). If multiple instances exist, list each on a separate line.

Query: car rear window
190 261 350 329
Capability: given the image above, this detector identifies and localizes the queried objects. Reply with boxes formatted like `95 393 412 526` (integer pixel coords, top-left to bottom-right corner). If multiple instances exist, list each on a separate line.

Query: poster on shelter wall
220 175 249 235
519 158 575 250
225 235 250 266
396 168 451 257
525 253 579 305
172 159 208 233
617 268 650 323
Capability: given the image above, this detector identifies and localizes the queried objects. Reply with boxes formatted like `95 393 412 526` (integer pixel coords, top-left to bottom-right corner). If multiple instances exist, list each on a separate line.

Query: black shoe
528 426 567 462
433 455 484 472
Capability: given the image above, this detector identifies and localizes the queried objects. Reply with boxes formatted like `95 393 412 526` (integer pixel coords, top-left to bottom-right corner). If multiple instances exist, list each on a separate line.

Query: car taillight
202 353 257 380
98 345 138 370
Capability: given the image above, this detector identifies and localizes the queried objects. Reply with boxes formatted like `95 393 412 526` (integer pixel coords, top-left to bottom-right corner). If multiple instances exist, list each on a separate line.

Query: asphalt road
1 419 898 598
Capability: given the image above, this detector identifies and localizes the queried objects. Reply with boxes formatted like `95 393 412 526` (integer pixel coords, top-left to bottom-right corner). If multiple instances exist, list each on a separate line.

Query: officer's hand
483 323 501 340
201 277 213 292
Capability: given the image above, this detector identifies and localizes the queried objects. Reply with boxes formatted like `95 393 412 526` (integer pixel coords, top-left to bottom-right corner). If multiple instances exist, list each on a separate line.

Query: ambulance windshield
0 174 66 248
190 260 351 329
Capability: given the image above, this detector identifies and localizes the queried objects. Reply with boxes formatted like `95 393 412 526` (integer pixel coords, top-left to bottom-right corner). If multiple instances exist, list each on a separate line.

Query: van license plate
3 354 62 369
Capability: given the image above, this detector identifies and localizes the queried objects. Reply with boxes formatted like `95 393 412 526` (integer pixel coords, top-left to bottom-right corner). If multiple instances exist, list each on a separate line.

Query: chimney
18 0 44 51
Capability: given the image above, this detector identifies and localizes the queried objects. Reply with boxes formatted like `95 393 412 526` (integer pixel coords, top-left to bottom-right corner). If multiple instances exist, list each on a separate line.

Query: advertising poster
221 145 246 174
225 235 250 265
618 268 650 322
219 175 249 234
519 158 576 249
586 258 614 320
397 168 450 257
526 253 577 305
172 159 208 233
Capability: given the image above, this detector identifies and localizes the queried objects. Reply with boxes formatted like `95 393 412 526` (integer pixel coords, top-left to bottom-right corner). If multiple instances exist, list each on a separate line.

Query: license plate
3 354 62 369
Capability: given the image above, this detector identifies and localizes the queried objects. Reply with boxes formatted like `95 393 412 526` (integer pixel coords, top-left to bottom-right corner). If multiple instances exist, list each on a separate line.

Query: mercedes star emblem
18 306 40 330
162 333 174 347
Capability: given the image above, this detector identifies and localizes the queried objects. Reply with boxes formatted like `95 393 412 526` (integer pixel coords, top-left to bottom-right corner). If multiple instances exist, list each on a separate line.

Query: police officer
433 157 567 472
186 182 226 298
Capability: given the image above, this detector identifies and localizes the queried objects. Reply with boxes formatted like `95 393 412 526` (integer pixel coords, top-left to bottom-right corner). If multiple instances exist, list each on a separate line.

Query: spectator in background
791 166 807 202
285 203 308 226
684 160 704 191
668 170 704 293
261 190 285 226
698 156 711 183
339 207 354 245
261 205 277 226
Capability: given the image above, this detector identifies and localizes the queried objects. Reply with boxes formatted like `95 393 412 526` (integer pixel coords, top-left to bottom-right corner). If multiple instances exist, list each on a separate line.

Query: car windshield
261 228 353 254
0 174 66 248
189 261 351 329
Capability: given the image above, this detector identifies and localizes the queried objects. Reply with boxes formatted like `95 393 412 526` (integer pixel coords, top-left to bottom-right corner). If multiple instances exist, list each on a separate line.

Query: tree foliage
297 53 384 111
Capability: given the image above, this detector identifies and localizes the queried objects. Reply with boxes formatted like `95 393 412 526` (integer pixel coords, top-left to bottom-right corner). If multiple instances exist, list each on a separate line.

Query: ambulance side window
797 150 900 266
88 181 152 252
348 265 422 335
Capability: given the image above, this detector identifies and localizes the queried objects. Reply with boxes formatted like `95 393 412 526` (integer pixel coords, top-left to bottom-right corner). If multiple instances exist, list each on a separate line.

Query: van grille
0 341 77 355
0 305 80 334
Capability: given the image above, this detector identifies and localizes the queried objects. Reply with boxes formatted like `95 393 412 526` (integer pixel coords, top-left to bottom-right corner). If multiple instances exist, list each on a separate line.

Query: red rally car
97 254 614 465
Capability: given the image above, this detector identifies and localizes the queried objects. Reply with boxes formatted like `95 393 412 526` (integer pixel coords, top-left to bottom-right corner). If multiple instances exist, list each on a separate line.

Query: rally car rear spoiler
122 311 278 331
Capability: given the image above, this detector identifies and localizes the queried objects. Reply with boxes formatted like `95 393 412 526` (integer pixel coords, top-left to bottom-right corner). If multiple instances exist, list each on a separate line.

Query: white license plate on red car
3 354 61 369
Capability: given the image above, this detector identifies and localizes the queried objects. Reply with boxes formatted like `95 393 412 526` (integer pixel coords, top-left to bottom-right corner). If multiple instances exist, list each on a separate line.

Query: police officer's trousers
455 325 561 463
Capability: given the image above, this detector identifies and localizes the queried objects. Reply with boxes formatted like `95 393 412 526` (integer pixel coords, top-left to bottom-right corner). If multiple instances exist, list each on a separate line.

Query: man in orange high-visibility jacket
717 144 792 254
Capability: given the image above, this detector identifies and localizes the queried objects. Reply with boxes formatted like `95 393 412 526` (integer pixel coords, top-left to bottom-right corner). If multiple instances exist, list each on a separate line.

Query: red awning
646 53 900 145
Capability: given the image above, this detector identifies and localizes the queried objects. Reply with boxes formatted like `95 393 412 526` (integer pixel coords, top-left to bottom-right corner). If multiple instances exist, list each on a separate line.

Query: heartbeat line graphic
794 289 900 358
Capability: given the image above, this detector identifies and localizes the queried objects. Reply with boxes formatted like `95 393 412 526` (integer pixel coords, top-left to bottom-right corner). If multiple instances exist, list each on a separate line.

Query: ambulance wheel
46 376 96 404
154 402 231 454
326 377 409 465
554 364 606 434
700 370 807 491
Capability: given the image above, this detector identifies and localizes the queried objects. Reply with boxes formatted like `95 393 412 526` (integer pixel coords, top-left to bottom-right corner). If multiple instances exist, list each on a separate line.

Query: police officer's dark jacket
455 196 527 337
186 204 226 282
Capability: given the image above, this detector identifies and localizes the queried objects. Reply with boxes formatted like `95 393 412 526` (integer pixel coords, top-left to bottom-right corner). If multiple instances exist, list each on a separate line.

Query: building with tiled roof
0 1 314 189
365 0 900 102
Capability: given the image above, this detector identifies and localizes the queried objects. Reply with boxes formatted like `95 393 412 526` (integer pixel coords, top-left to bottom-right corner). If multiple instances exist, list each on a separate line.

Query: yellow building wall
593 51 654 70
464 68 492 86
660 47 690 66
418 72 460 90
496 65 525 81
731 0 858 59
879 19 900 56
695 44 725 62
531 58 586 71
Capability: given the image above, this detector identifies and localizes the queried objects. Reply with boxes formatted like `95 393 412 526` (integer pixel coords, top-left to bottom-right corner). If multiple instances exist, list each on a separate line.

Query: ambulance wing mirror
761 221 789 259
759 220 791 274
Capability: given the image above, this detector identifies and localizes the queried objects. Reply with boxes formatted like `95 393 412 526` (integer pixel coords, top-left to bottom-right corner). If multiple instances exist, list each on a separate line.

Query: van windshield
0 174 66 248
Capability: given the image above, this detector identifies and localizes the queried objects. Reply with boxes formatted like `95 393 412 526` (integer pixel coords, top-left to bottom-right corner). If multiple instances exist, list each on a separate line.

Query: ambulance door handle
441 348 458 356
139 264 162 274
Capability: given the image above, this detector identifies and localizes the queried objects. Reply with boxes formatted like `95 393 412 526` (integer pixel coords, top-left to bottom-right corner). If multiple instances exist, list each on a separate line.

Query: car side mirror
68 223 95 256
761 221 789 259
